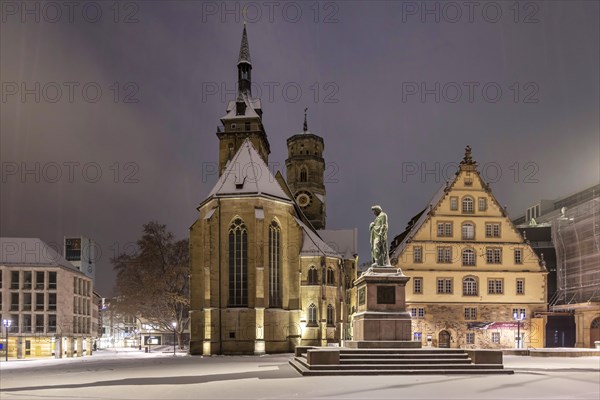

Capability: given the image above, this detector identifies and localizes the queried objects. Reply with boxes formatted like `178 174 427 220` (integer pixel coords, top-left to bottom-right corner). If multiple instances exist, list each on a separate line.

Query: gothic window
228 218 248 307
327 268 335 285
269 221 281 308
308 303 317 326
463 276 478 296
326 304 334 326
299 166 308 182
307 266 318 285
462 248 476 266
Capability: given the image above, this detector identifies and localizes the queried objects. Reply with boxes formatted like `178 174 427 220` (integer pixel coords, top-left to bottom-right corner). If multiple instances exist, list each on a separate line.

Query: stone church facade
189 26 357 355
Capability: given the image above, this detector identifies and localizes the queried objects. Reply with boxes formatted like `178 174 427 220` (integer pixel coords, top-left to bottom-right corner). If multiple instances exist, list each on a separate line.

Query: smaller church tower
217 24 270 175
286 109 326 229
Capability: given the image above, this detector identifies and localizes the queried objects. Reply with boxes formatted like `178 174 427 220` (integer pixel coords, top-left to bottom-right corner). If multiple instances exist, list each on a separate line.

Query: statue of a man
370 205 391 267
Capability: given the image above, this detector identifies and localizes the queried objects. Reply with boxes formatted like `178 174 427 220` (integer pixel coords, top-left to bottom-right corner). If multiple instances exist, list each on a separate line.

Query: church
189 26 358 355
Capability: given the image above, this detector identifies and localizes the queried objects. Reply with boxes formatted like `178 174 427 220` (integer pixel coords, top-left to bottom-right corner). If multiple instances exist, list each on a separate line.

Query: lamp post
3 319 12 362
171 322 177 356
513 311 525 349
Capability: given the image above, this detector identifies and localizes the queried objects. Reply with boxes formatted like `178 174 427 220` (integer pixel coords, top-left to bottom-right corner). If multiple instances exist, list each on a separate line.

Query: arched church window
300 166 308 182
269 221 281 308
308 304 318 326
228 218 248 306
308 266 318 285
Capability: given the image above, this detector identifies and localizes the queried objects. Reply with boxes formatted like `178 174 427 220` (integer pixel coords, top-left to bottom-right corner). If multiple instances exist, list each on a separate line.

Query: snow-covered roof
0 237 77 270
207 139 290 201
222 95 262 120
295 218 341 258
318 228 358 260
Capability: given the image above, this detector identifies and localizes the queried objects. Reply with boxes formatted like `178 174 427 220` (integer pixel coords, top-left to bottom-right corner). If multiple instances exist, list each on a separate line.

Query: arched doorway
438 330 451 348
590 317 600 348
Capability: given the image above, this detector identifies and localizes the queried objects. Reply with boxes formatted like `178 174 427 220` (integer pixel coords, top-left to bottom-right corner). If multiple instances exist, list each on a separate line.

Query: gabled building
390 147 548 349
189 27 356 355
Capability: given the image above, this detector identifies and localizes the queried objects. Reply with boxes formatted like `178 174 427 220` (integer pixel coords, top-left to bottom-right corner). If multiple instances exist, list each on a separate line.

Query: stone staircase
289 347 514 375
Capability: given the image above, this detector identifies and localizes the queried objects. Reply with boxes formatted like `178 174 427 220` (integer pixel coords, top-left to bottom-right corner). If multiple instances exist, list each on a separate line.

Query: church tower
286 109 326 229
217 25 270 175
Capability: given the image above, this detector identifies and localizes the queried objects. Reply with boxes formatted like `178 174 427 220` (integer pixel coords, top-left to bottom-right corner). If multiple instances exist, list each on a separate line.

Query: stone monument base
350 267 421 349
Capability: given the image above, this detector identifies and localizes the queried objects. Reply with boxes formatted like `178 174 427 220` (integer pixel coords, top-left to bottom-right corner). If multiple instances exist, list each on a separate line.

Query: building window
437 247 452 263
463 277 478 296
35 271 45 290
418 308 425 318
307 266 318 285
437 278 453 294
326 304 334 326
464 307 477 320
11 271 19 289
48 314 57 333
35 293 45 311
514 249 523 264
10 292 19 311
486 248 502 264
462 197 474 213
516 278 525 295
23 271 32 290
22 293 31 311
299 166 308 182
228 218 248 307
0 270 2 288
512 308 526 319
413 246 423 263
48 272 57 290
413 277 423 294
308 303 318 326
244 121 251 131
466 332 475 345
437 222 453 237
48 293 57 311
487 278 503 294
413 332 422 341
269 221 281 308
35 314 44 333
450 197 458 211
478 198 487 211
462 222 475 240
485 223 501 238
462 248 476 266
22 314 32 332
492 332 500 343
327 268 335 286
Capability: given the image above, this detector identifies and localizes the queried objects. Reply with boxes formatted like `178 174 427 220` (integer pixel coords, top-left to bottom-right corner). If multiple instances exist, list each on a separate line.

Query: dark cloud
2 1 598 295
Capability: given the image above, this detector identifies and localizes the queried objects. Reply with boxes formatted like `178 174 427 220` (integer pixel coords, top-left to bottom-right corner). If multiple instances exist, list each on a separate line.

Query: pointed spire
238 23 251 66
303 107 308 132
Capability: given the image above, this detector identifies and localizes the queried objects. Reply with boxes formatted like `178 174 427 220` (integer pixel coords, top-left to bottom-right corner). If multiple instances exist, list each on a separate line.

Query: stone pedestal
346 267 420 349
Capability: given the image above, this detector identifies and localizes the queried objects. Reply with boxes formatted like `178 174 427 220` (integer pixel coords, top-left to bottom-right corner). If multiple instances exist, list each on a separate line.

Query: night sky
2 1 598 296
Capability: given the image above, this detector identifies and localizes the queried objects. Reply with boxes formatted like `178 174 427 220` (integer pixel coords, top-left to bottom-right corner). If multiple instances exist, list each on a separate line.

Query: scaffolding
551 195 600 306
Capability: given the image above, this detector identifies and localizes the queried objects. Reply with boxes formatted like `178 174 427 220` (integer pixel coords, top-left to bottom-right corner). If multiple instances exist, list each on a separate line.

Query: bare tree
112 221 189 348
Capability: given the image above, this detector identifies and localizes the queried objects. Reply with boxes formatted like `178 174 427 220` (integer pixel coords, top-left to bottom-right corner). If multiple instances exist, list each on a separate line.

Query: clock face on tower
295 190 313 208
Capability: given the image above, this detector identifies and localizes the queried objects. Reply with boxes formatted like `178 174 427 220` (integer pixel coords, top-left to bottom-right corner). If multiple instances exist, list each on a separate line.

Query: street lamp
3 319 12 362
171 322 177 356
513 311 525 349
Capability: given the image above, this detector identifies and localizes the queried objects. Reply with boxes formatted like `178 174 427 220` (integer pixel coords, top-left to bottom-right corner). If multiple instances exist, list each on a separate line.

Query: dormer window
245 122 251 131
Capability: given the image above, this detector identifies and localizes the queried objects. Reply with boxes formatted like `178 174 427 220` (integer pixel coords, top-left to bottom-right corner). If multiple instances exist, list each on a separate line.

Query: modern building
64 236 97 284
189 26 357 355
389 147 548 349
513 184 600 348
0 237 96 359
